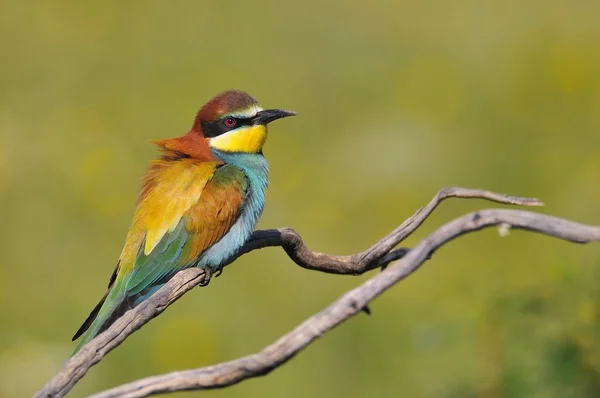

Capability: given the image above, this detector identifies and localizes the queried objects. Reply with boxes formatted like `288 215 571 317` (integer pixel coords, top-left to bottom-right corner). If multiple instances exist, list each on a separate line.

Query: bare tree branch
223 187 543 274
89 209 600 398
34 188 544 398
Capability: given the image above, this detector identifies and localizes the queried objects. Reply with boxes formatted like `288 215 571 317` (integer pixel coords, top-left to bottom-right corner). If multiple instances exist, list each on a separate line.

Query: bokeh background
2 1 600 397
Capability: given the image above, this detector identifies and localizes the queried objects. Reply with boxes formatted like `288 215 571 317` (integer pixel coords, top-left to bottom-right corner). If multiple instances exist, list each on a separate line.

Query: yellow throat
209 124 267 153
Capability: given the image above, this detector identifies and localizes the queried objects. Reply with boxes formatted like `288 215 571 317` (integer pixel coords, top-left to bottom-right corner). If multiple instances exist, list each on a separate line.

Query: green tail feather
71 280 127 355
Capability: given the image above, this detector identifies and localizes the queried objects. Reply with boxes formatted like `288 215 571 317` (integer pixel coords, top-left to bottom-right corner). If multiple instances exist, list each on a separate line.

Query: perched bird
72 90 295 353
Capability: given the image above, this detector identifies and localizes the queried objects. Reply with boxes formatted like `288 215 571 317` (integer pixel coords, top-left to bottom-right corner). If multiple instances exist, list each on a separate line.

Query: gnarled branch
35 187 546 398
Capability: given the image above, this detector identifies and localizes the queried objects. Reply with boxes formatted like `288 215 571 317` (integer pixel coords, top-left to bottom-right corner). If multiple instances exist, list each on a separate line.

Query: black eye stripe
228 117 252 128
201 117 253 138
200 121 224 138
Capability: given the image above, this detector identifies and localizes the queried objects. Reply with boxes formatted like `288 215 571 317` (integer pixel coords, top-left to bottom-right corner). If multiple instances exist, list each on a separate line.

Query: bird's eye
223 118 237 128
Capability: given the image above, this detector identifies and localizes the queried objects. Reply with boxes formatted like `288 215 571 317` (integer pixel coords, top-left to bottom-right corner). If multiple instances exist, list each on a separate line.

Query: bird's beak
252 109 297 125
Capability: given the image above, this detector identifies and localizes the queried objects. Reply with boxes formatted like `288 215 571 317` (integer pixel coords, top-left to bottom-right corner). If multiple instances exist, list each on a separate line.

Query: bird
71 90 296 353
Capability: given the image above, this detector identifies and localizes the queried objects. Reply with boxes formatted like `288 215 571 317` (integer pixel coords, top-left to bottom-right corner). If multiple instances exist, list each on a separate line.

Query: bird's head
154 90 295 160
194 90 295 154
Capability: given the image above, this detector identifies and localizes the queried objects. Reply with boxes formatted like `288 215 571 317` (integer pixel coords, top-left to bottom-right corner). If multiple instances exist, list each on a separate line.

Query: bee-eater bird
72 90 295 353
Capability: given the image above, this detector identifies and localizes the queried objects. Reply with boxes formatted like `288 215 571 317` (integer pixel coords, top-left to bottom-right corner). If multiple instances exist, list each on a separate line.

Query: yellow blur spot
209 125 267 153
547 43 591 94
152 316 218 370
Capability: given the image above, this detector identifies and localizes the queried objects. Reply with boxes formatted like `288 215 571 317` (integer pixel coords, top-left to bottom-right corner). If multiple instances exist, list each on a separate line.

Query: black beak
252 109 297 125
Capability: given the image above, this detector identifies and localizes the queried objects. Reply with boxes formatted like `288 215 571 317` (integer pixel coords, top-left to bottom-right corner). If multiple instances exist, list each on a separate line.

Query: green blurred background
2 1 600 397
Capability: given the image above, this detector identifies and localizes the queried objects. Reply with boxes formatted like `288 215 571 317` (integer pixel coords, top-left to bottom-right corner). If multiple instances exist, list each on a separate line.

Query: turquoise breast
199 151 269 268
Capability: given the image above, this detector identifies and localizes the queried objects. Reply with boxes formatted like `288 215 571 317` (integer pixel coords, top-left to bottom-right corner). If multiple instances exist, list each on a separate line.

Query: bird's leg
214 265 224 278
199 267 213 287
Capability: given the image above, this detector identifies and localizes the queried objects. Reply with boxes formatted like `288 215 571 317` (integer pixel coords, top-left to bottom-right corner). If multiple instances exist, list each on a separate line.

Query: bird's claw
199 267 213 287
199 266 224 286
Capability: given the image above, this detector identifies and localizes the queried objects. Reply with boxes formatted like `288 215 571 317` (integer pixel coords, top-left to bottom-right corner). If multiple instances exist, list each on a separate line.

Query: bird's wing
125 163 248 295
72 161 247 343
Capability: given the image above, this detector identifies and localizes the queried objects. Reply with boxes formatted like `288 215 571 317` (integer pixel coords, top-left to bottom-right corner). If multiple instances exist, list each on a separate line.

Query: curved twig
33 187 543 398
227 187 543 274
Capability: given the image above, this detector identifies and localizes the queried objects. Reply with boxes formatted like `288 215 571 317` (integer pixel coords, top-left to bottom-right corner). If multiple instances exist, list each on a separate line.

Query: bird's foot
214 266 224 278
199 267 213 287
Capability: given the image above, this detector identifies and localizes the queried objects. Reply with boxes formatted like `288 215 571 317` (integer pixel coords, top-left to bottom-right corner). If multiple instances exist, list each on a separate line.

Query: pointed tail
71 281 128 355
